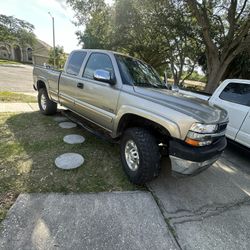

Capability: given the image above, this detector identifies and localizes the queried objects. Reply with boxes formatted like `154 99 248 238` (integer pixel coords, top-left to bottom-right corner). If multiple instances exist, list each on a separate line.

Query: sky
0 0 113 53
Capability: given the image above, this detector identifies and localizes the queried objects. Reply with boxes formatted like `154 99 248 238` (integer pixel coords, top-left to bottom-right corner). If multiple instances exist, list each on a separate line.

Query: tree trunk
205 71 222 93
173 74 179 85
186 0 250 94
205 46 239 93
205 61 229 93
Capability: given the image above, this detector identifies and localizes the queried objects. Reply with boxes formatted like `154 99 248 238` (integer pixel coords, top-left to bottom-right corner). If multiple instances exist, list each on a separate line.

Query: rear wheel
120 127 161 185
38 88 57 115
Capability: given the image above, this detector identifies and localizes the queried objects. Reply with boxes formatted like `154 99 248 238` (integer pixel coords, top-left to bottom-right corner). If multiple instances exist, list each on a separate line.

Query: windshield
115 54 165 88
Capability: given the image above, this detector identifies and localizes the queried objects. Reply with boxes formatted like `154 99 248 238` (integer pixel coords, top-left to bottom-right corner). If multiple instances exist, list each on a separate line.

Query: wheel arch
37 80 47 90
115 113 175 143
36 79 53 100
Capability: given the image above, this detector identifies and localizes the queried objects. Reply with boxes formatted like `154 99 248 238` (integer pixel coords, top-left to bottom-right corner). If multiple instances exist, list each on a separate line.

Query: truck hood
133 87 228 124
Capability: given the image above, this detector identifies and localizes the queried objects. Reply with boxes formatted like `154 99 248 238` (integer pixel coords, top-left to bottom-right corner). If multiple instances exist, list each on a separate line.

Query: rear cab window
66 51 87 76
83 53 114 80
219 82 250 107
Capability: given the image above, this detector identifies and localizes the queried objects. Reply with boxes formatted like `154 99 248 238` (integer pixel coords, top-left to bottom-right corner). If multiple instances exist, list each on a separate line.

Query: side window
83 53 114 80
219 82 250 106
66 51 87 76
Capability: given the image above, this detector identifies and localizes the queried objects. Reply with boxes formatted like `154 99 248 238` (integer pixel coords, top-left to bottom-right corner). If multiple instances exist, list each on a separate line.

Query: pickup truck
33 49 228 184
180 79 250 148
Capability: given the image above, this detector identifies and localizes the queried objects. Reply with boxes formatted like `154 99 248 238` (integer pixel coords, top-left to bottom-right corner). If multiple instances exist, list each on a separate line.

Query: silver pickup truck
33 49 228 184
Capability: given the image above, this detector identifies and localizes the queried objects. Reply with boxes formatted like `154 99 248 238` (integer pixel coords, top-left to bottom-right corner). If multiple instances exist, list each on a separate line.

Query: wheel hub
41 93 47 110
125 140 140 171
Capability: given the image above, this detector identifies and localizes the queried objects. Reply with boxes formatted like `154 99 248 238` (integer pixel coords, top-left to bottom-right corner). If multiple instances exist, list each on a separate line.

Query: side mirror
93 69 115 85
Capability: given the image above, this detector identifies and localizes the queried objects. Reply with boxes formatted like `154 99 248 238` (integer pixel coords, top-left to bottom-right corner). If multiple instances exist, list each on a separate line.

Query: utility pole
48 12 56 67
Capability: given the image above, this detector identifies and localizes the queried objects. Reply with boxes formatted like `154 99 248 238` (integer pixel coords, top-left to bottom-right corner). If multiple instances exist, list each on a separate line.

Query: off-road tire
38 88 57 115
120 127 161 185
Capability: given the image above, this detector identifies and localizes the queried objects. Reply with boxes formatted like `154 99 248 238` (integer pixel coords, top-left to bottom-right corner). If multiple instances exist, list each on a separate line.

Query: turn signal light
185 138 200 147
185 138 212 147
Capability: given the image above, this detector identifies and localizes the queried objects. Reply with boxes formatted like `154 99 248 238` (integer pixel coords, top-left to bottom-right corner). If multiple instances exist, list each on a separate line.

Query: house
32 39 52 65
0 39 51 65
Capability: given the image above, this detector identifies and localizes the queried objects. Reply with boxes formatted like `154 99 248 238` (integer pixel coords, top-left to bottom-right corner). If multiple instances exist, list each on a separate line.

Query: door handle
77 82 84 89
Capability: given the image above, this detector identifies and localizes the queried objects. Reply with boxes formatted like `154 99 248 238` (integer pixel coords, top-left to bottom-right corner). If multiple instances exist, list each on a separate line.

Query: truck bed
33 65 62 102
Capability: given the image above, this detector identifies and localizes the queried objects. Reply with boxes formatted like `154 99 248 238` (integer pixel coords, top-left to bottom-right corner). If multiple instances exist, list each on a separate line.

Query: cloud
36 0 74 20
54 0 68 11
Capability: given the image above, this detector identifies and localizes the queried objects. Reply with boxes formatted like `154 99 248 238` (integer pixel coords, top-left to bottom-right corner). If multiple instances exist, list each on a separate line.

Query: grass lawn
0 59 22 65
0 92 36 103
0 112 139 222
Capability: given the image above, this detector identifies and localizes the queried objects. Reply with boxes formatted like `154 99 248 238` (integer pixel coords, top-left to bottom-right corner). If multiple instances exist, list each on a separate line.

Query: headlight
189 123 217 134
185 123 218 147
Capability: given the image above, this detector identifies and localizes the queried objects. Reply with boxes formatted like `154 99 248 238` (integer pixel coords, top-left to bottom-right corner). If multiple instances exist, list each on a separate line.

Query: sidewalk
0 102 39 112
0 192 178 250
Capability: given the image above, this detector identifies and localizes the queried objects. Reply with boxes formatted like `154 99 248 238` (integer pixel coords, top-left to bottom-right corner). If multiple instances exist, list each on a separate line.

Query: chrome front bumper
169 155 219 175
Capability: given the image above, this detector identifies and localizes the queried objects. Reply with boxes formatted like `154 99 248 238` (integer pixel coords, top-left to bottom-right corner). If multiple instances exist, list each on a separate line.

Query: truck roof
70 49 137 60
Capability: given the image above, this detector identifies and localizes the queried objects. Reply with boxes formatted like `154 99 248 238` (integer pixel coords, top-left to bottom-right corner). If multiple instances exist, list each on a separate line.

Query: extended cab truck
33 49 228 184
180 79 250 148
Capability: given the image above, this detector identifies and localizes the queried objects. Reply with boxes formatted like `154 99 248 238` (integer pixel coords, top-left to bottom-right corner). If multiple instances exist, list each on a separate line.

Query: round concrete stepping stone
59 121 77 129
55 153 84 170
63 134 85 144
53 116 69 122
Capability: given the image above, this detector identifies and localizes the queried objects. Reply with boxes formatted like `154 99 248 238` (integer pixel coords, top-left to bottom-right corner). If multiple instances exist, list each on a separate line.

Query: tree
48 46 67 69
68 0 201 84
113 0 168 68
67 0 114 49
223 49 250 79
187 0 250 93
67 0 106 24
0 14 36 48
76 6 115 49
149 0 202 85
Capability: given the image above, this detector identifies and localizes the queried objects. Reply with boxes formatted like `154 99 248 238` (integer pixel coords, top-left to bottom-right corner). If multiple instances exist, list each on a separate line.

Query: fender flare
36 77 52 99
112 105 181 138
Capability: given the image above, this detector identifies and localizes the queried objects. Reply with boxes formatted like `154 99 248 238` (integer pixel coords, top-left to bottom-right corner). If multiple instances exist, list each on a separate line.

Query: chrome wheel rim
125 140 140 171
41 94 47 110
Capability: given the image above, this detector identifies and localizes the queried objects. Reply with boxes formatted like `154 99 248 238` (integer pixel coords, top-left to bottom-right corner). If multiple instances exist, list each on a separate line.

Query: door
59 51 87 110
14 45 21 61
235 107 250 148
210 82 250 141
75 52 120 131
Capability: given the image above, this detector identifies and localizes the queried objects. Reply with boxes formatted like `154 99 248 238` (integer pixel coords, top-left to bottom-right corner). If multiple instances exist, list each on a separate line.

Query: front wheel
38 88 57 115
120 127 161 185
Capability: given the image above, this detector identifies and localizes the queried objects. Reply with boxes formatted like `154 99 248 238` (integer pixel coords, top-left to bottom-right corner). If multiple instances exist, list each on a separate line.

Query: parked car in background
180 79 250 148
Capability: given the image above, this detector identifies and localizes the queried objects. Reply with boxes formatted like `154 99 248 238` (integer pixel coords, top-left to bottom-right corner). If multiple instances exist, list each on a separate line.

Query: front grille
217 123 227 133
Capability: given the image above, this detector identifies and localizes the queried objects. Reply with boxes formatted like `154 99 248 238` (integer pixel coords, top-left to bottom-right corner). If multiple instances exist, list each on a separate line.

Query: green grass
0 92 36 103
0 112 139 222
0 59 22 65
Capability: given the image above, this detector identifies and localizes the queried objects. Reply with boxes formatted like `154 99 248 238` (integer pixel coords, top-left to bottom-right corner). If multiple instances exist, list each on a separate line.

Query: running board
60 110 118 144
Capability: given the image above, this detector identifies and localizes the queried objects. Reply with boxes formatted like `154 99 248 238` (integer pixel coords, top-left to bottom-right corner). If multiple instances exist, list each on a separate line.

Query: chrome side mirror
93 69 115 85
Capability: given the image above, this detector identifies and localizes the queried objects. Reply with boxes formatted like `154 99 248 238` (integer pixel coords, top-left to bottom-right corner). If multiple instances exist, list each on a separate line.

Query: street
0 64 34 93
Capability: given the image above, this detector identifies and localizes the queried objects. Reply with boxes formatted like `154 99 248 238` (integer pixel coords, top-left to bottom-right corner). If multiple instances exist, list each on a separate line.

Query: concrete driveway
0 64 35 93
148 143 250 249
